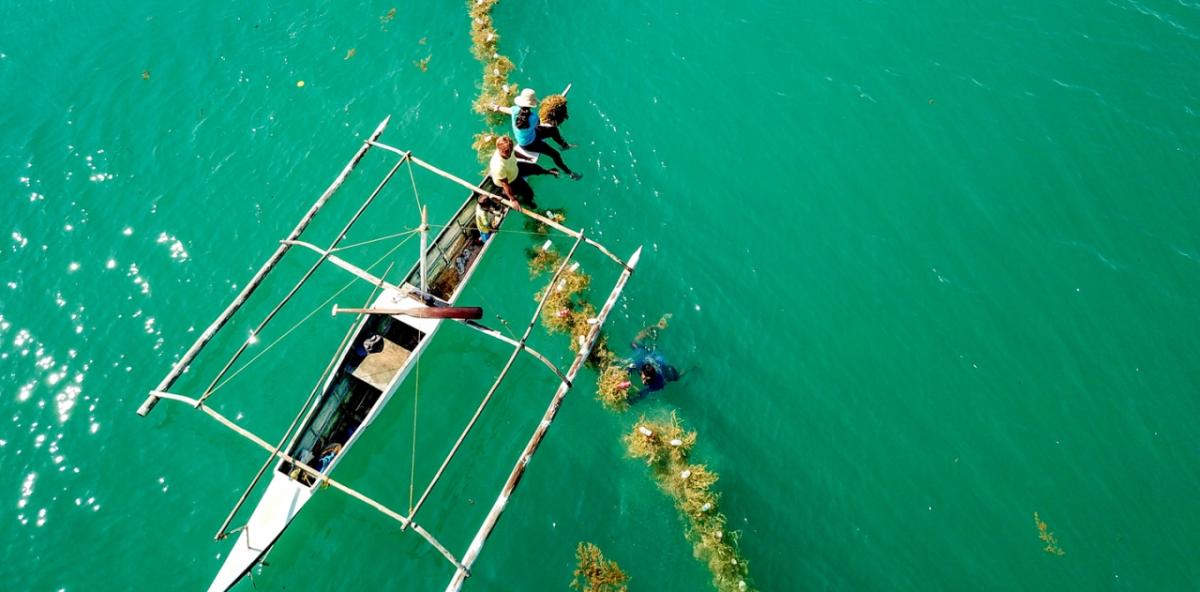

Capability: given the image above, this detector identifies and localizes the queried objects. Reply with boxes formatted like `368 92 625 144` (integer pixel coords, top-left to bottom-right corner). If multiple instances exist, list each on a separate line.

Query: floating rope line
527 238 755 591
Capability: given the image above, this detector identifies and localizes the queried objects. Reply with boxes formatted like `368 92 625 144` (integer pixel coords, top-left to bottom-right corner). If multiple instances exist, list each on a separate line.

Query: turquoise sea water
3 1 1200 590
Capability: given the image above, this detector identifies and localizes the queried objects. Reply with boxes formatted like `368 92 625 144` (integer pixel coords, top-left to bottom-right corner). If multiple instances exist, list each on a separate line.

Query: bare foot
548 168 561 177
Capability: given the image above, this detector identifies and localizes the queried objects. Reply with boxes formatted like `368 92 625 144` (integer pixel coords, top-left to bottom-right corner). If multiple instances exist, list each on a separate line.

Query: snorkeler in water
628 314 680 397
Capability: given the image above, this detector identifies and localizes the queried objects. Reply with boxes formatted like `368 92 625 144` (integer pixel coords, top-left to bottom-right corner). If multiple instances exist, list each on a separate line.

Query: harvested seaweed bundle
540 93 569 126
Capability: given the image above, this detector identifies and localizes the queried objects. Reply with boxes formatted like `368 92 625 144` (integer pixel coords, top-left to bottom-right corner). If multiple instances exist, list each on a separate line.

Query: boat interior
280 314 424 487
406 189 507 301
278 183 504 487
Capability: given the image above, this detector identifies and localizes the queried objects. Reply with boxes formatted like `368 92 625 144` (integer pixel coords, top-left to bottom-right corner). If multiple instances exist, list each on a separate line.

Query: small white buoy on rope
556 279 566 292
569 261 580 272
577 334 586 349
247 331 259 344
637 426 653 437
331 304 340 317
586 317 598 325
680 469 692 479
540 239 553 252
701 502 713 512
669 438 683 447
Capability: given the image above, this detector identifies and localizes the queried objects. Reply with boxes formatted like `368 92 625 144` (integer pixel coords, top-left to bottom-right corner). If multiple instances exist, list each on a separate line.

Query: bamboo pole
420 206 429 292
404 233 586 528
333 305 483 320
368 142 629 270
457 320 566 383
137 117 392 417
213 265 392 541
445 246 642 591
191 401 467 573
197 152 410 406
282 240 399 290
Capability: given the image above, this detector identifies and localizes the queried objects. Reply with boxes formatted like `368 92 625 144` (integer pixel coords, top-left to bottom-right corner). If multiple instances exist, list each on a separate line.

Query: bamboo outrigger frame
137 116 641 591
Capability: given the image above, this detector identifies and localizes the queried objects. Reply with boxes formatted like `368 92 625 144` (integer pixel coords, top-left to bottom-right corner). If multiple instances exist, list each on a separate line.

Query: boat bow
208 473 314 592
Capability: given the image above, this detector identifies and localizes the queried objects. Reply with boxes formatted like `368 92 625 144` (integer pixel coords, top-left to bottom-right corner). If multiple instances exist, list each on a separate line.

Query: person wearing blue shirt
628 315 679 397
493 88 581 180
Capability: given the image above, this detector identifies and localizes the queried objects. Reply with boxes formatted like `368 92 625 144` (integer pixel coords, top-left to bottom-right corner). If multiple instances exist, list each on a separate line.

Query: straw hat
514 88 538 108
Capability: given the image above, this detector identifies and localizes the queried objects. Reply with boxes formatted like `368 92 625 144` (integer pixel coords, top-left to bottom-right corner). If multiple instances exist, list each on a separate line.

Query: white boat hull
208 472 314 592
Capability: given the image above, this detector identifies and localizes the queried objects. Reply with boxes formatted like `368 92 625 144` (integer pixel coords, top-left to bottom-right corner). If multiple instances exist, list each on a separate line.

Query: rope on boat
137 117 392 418
198 154 412 406
333 227 422 252
446 246 642 592
402 232 586 527
195 402 468 573
204 233 416 399
213 263 396 541
406 157 424 212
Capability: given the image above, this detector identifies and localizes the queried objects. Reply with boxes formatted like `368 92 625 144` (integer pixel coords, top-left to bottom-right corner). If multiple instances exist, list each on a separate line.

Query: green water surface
2 1 1200 590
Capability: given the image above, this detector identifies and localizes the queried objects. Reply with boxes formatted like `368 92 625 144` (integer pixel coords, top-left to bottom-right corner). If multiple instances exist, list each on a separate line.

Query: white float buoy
680 470 691 479
540 239 553 251
637 426 653 437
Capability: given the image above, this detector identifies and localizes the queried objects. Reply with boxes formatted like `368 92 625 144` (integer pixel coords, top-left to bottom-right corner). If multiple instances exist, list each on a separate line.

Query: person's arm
496 178 516 201
491 104 513 115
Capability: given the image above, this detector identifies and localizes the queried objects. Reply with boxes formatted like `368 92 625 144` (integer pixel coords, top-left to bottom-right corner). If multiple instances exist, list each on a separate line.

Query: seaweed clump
540 94 569 126
625 414 754 592
1034 512 1065 556
524 208 567 236
467 0 518 150
571 542 628 592
595 358 633 411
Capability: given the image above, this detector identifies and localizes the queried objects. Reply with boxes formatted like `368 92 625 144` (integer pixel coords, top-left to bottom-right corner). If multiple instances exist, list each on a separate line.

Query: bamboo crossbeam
282 240 401 291
192 399 467 573
368 142 629 270
197 153 410 406
458 320 566 383
137 117 392 417
404 233 586 528
213 269 388 541
445 246 642 592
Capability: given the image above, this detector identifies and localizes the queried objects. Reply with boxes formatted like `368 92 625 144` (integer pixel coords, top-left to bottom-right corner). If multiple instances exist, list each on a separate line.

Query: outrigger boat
136 116 640 591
